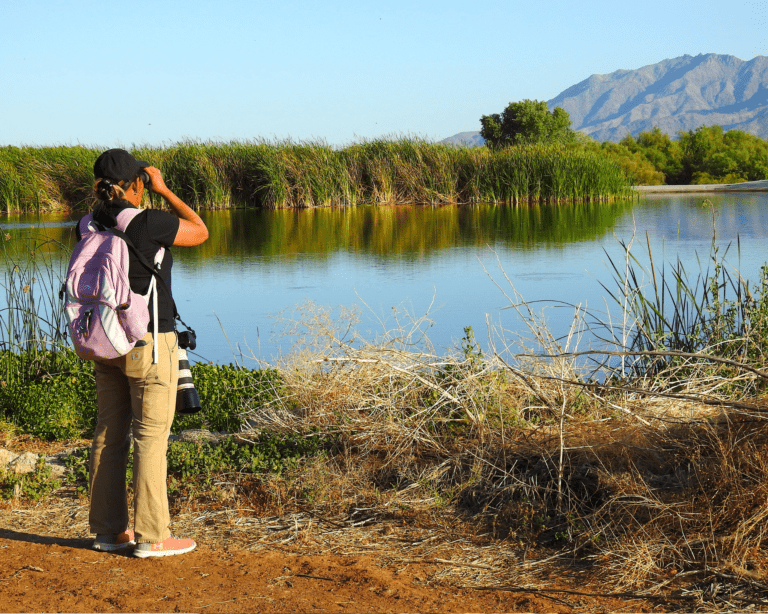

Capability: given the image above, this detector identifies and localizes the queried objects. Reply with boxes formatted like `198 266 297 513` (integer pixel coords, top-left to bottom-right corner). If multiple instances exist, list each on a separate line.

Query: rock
0 448 17 467
8 452 40 474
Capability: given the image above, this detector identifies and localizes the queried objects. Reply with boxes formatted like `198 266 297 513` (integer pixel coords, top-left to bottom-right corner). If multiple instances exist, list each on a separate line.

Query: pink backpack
63 209 162 362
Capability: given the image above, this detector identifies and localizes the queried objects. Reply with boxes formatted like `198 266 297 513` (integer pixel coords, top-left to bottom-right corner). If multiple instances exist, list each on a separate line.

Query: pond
3 193 767 365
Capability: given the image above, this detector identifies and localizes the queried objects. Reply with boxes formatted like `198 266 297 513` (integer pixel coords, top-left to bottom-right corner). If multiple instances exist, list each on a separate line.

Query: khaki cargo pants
89 331 178 544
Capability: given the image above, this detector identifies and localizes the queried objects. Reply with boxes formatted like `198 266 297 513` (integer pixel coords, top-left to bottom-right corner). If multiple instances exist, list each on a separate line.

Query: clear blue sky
2 0 765 147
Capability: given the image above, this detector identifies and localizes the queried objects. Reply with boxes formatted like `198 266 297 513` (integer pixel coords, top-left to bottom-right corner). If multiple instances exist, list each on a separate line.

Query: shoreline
635 178 768 193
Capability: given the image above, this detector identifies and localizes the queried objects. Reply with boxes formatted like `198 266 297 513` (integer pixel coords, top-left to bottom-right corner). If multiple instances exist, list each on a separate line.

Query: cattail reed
0 139 631 212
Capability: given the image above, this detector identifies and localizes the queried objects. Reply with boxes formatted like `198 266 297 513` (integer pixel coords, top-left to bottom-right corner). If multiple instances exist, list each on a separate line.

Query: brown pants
89 331 179 544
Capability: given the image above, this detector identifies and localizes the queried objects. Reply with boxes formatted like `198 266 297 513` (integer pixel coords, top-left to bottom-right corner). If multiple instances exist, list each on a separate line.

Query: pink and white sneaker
133 535 197 558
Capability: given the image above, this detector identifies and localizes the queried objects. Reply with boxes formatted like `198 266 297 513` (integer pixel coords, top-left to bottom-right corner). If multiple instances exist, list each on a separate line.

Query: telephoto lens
176 344 202 415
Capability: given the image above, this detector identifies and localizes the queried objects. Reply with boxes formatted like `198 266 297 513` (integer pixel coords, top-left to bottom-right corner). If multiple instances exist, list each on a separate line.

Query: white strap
150 276 159 364
141 276 160 364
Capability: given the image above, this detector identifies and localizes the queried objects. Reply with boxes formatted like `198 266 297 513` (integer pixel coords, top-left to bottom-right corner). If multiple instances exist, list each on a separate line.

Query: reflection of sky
4 194 768 365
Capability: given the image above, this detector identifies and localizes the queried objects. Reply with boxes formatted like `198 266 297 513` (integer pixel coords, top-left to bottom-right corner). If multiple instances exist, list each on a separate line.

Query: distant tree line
480 101 768 185
610 125 768 185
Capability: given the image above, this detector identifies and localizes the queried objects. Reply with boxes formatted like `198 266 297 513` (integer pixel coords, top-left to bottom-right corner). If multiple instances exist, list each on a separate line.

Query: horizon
1 1 765 148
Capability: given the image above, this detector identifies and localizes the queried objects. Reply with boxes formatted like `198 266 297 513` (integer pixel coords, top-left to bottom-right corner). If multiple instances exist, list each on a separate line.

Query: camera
176 329 201 415
178 330 196 351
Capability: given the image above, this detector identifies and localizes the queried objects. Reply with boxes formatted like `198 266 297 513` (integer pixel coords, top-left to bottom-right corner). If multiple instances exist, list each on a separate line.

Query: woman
86 148 208 558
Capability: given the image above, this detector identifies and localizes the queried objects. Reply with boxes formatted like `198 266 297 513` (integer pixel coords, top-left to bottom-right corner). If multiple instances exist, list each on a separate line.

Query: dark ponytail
93 178 127 201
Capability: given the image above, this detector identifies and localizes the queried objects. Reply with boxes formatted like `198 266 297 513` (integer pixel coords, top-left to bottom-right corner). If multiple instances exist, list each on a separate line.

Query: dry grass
224 286 768 609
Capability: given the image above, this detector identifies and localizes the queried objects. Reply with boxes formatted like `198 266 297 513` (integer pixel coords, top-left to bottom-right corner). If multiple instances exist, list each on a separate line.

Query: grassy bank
0 139 631 212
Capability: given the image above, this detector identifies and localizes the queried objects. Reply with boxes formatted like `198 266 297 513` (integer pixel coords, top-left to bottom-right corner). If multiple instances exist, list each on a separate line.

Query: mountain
444 53 768 145
440 131 486 147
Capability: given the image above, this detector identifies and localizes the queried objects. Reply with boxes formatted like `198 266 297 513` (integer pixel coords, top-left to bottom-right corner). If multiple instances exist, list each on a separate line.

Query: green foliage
0 350 97 440
599 141 665 185
0 138 629 212
678 126 768 184
0 456 61 500
615 125 768 185
620 127 684 184
62 447 91 495
173 365 283 433
480 100 575 148
167 432 323 481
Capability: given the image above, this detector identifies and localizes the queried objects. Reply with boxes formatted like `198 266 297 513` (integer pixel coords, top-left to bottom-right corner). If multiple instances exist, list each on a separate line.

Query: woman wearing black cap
86 148 208 558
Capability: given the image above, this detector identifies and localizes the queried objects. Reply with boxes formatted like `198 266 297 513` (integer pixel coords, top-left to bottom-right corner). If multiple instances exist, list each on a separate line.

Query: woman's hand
142 166 170 196
140 166 208 246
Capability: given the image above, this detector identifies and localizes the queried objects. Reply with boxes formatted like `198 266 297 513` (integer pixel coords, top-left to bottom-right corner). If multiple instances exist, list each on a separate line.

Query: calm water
3 193 767 364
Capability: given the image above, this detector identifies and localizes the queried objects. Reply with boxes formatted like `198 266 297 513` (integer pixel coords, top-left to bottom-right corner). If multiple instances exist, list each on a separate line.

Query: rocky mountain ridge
445 53 768 145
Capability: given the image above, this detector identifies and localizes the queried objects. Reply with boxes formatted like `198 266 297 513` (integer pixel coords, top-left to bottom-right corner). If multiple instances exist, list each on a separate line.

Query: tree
620 127 683 184
600 142 665 185
480 100 574 148
678 126 768 184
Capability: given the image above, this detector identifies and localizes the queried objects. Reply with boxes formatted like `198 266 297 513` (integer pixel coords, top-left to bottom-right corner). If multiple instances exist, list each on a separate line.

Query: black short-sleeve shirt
79 201 181 333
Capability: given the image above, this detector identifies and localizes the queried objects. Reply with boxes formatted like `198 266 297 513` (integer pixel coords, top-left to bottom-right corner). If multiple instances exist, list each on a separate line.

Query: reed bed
0 228 69 376
0 139 631 212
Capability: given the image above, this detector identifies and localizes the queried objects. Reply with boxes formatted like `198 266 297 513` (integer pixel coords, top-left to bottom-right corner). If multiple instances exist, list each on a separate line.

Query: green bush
0 456 61 500
0 347 282 441
0 350 97 440
172 364 283 434
167 431 323 480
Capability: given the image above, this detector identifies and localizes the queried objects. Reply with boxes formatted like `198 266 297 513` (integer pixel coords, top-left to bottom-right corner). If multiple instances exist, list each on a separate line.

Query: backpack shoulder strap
76 213 96 240
114 207 144 233
114 208 166 267
106 217 179 321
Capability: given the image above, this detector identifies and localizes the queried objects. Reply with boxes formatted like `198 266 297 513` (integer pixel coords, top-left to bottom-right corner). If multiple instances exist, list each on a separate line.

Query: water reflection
0 201 632 259
1 195 766 364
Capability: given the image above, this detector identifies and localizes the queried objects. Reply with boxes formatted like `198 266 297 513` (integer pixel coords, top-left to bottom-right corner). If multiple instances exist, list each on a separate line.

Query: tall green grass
598 238 768 384
0 139 631 212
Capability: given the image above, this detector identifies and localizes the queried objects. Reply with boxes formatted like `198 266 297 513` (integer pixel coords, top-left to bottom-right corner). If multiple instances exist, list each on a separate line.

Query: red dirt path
0 532 652 613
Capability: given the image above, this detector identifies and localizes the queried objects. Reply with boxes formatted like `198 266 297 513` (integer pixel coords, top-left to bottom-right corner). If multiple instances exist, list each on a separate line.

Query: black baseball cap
93 149 149 183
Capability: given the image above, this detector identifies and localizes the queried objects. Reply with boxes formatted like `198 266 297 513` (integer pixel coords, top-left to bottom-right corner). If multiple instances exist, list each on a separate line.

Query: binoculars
176 329 202 415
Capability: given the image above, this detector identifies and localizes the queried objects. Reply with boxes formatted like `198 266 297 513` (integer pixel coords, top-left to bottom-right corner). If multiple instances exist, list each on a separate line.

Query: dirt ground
0 531 654 614
0 435 660 613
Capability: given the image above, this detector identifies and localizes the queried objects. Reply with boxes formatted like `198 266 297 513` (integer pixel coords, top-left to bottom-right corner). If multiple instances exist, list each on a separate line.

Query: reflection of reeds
0 139 631 212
